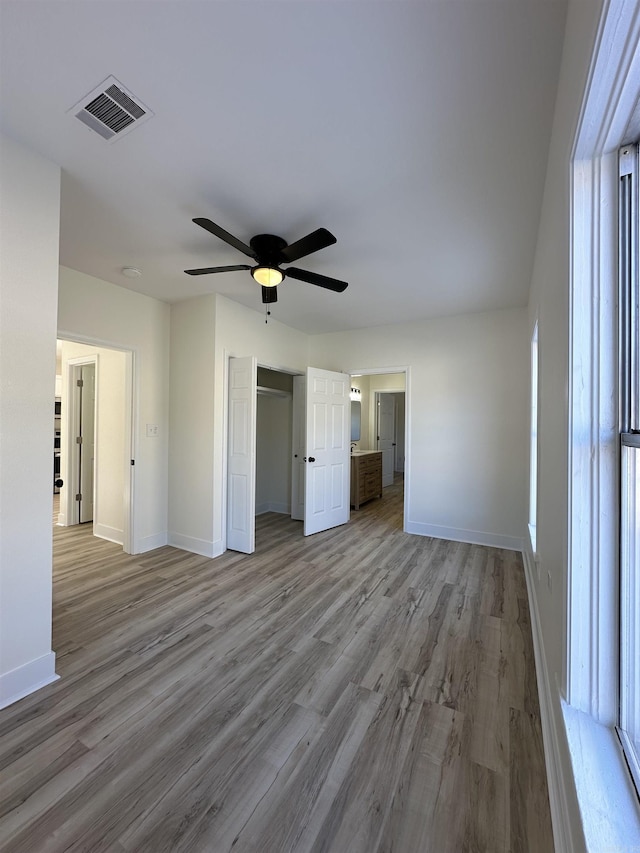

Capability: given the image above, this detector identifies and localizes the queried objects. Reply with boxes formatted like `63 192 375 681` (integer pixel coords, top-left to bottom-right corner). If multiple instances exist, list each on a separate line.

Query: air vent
69 76 153 142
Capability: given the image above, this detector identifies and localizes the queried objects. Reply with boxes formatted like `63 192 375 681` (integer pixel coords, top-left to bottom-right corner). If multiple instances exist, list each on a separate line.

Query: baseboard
0 651 59 710
522 545 582 853
404 521 523 551
255 502 290 516
167 532 224 559
94 523 123 545
135 531 168 553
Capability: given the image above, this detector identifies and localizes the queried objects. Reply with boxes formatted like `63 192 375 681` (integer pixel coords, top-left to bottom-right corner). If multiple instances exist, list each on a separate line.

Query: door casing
58 338 135 554
347 366 410 532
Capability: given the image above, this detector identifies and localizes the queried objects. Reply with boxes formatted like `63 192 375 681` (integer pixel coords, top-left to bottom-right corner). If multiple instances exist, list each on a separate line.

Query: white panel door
377 392 395 488
304 367 350 536
227 356 257 553
291 375 306 521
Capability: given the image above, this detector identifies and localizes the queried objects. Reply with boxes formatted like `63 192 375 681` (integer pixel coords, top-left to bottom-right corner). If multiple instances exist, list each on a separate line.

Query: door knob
308 456 316 462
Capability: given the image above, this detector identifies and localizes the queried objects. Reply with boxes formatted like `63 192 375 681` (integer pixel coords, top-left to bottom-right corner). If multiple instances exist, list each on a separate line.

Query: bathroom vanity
350 451 383 510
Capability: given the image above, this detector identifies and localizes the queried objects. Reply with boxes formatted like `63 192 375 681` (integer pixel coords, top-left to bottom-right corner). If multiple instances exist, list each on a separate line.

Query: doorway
256 367 293 517
376 391 406 486
226 358 351 553
55 338 134 552
70 361 96 524
348 369 408 523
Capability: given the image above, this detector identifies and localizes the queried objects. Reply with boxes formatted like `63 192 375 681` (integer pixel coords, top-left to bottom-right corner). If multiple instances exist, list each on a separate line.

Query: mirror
351 400 361 441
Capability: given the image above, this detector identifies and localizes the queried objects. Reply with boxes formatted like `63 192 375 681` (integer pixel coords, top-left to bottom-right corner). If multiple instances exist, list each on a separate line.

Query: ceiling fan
185 218 348 304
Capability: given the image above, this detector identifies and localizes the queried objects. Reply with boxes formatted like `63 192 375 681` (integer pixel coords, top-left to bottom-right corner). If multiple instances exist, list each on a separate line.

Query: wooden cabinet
350 452 382 510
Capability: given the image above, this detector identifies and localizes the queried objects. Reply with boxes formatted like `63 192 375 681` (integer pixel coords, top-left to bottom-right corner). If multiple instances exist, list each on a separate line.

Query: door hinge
131 459 135 466
75 493 82 501
76 379 84 387
76 436 83 444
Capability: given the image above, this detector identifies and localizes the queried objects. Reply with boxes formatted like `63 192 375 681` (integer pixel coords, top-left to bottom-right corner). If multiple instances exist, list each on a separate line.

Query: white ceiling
0 0 567 334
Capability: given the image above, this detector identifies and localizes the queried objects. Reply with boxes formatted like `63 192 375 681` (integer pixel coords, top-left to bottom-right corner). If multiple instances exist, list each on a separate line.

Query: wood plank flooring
0 482 554 852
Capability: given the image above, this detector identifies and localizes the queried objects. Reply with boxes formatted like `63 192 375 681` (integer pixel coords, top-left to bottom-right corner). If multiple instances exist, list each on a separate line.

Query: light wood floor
0 482 554 852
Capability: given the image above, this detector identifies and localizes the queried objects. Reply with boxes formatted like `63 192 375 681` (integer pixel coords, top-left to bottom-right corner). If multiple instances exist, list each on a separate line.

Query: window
618 141 640 794
529 321 539 555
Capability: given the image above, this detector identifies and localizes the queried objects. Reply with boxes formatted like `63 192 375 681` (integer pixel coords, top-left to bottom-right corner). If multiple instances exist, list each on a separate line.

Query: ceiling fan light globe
252 266 283 287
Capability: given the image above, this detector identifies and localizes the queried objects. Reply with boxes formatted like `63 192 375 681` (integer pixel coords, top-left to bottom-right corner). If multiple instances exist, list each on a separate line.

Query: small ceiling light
121 266 142 278
252 266 283 288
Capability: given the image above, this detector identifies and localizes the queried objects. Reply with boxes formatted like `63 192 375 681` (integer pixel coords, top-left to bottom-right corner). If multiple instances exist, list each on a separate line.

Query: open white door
377 392 395 488
291 375 306 521
304 367 350 536
227 356 257 553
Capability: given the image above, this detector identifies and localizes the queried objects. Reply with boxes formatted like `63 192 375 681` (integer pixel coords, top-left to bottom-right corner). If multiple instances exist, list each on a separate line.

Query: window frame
617 141 640 796
528 320 539 558
564 2 640 847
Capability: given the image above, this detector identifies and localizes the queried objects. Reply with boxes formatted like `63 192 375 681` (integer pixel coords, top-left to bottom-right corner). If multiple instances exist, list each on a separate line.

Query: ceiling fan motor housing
249 234 288 266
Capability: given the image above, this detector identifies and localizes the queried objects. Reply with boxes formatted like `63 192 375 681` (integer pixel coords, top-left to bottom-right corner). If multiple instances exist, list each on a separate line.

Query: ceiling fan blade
192 218 256 259
285 267 348 292
280 228 336 263
262 286 278 304
184 264 251 276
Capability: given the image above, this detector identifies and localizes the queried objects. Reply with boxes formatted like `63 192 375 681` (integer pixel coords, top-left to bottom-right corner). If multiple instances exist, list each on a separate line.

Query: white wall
311 307 528 549
0 134 60 707
168 295 217 555
168 294 308 556
59 340 127 544
58 267 170 552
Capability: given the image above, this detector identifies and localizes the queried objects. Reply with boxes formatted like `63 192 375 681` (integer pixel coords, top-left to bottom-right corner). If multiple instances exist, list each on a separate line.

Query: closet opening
255 366 296 521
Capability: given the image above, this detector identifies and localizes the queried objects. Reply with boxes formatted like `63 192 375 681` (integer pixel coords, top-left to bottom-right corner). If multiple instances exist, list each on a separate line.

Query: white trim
404 520 522 552
167 532 220 558
123 349 135 555
529 319 539 561
562 703 640 850
562 0 640 848
221 347 231 554
568 0 640 718
57 332 136 555
0 652 59 710
568 151 619 721
573 0 640 160
527 523 538 580
135 532 168 553
523 545 586 853
255 502 290 516
94 523 124 545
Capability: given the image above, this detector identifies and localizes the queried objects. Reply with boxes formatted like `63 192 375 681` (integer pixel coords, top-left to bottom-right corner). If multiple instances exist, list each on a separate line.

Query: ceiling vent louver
69 76 153 142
